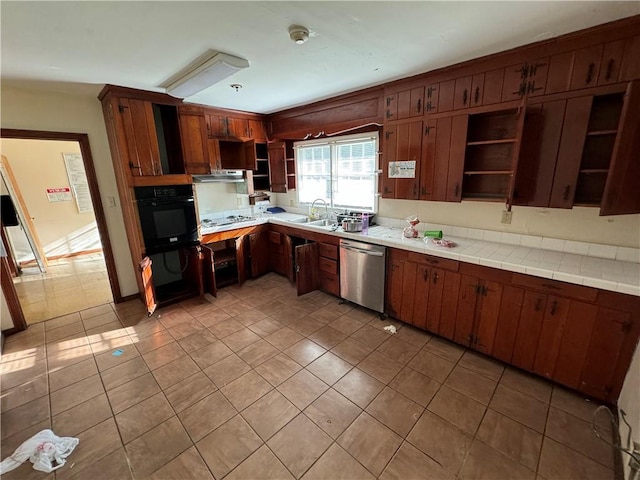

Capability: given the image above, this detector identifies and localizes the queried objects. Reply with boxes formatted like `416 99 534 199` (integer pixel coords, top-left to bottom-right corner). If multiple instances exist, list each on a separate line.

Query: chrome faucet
309 198 329 220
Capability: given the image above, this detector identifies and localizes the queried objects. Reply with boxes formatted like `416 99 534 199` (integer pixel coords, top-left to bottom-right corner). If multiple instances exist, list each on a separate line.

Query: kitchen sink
307 219 334 226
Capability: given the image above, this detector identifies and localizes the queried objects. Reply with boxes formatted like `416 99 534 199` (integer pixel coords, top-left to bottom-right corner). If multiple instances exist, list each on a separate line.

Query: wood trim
0 129 123 303
131 174 193 187
1 255 27 332
1 224 19 276
98 84 183 105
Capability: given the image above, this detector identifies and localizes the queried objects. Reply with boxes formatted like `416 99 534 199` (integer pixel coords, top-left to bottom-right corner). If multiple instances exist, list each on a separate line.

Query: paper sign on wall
46 187 72 202
62 153 93 213
388 161 416 178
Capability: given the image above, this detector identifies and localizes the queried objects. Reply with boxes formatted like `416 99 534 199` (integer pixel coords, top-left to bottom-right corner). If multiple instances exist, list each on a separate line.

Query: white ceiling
2 2 638 114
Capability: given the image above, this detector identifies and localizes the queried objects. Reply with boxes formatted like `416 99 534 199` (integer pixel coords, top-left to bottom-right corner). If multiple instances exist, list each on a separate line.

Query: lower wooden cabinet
248 229 270 277
384 247 640 404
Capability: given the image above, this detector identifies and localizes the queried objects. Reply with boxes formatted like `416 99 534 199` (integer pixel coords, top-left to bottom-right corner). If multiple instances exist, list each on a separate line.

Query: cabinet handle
462 89 468 106
425 102 432 112
129 161 142 173
562 185 571 201
605 59 615 81
413 185 417 197
417 98 422 113
541 283 561 291
526 82 543 94
454 183 460 198
534 297 542 311
385 131 394 140
421 187 428 195
550 300 558 316
386 97 392 107
295 264 300 273
423 269 428 282
586 63 595 84
433 272 439 284
517 63 529 79
424 125 432 135
474 86 480 105
386 110 392 119
514 81 527 97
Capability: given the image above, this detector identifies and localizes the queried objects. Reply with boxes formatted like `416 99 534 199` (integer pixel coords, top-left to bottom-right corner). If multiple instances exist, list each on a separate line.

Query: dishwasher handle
341 245 385 257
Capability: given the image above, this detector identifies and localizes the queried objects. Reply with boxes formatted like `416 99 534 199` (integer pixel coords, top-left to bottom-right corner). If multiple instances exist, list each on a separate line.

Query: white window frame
294 132 379 213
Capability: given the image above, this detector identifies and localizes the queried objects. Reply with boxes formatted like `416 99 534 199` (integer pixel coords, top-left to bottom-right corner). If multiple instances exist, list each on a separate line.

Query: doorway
1 129 121 327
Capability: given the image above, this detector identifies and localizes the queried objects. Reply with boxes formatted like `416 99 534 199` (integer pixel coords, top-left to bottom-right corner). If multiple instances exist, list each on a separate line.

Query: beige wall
195 182 249 214
618 343 640 480
1 86 137 296
275 192 640 248
2 139 101 260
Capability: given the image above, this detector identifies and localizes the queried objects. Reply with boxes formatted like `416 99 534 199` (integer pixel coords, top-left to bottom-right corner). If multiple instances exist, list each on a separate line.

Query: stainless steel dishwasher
339 239 386 313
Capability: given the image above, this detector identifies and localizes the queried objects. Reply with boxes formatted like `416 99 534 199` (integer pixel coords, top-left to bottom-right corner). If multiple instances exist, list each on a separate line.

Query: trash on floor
383 325 397 334
0 429 79 474
112 349 124 356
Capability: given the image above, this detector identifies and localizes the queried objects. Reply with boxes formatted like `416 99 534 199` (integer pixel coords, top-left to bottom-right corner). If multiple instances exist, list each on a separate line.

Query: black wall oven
135 185 198 254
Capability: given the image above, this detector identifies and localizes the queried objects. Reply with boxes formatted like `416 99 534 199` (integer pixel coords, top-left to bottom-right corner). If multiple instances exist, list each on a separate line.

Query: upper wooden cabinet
501 57 549 101
268 141 289 193
385 86 424 121
178 106 210 174
205 111 266 140
381 119 423 199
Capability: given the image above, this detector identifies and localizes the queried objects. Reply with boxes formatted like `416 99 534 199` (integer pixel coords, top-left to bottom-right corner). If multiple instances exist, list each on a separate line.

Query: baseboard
19 248 103 267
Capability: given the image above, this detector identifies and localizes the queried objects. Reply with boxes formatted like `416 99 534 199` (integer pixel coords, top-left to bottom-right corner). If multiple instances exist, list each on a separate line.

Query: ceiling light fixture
166 51 249 98
289 25 309 45
230 84 242 92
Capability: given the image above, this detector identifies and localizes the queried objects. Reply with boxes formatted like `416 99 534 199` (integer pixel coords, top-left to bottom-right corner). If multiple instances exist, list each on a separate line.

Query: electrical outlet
106 196 116 208
501 210 512 224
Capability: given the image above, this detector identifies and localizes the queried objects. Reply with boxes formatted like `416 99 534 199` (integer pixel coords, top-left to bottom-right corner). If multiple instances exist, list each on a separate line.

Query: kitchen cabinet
597 40 625 86
248 229 270 278
453 74 484 110
620 34 640 81
178 107 211 174
295 242 319 296
268 141 289 193
501 57 548 101
318 243 340 297
381 119 423 199
424 83 439 113
437 80 455 112
385 86 424 121
569 45 603 91
419 116 460 202
268 230 293 280
248 119 268 141
206 113 250 138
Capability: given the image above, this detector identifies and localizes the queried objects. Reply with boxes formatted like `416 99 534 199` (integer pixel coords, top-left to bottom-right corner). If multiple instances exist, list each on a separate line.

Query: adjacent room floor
0 273 617 480
12 252 112 324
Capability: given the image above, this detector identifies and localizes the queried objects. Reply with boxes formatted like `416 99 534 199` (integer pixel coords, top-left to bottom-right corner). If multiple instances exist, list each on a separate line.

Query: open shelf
464 170 512 175
586 130 618 136
466 138 516 146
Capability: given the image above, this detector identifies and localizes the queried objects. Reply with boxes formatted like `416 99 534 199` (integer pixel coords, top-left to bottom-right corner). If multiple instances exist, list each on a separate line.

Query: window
295 133 378 212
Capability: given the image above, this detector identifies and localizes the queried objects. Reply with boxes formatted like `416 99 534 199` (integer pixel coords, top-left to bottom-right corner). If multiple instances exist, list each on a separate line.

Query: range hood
192 170 244 183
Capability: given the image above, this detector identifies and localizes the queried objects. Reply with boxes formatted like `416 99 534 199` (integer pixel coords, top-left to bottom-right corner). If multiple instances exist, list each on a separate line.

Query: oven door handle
137 197 194 206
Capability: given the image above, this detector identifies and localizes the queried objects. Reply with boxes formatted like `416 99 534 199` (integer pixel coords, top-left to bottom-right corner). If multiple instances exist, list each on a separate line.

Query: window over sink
295 132 379 212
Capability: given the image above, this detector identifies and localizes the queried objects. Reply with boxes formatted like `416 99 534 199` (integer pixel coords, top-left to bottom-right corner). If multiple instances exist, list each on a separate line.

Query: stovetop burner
202 215 255 227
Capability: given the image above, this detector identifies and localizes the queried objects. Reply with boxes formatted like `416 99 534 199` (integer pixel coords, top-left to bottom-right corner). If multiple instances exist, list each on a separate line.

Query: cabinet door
470 73 485 108
549 96 592 209
533 296 571 379
526 58 548 97
207 139 222 171
411 264 431 329
207 114 227 137
179 111 211 174
453 76 473 110
552 301 597 389
397 87 424 119
384 93 398 122
120 98 162 176
446 115 468 202
483 69 504 105
268 142 287 193
491 285 525 363
284 234 294 283
454 275 479 346
395 120 422 199
545 51 574 94
598 41 625 85
139 256 158 316
249 230 270 278
511 291 547 371
579 308 634 402
619 35 640 81
438 80 455 112
424 267 444 333
473 280 503 355
243 139 257 170
400 262 419 324
600 80 640 215
424 84 439 114
381 126 397 198
248 119 267 141
385 254 405 319
431 117 452 202
184 246 204 298
419 119 436 200
201 244 217 297
295 242 319 296
502 62 528 102
569 45 603 90
437 270 461 341
228 117 250 138
268 231 286 276
235 237 247 285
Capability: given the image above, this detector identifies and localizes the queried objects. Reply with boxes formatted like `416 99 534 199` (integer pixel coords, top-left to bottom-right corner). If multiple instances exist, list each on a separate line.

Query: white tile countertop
199 212 640 297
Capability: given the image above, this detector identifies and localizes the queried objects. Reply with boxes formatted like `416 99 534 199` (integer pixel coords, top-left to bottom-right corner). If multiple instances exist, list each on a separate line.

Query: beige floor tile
337 412 402 476
179 391 237 441
177 329 217 353
308 326 348 350
287 317 325 336
357 350 403 384
50 373 104 415
330 337 373 365
221 370 274 411
52 393 112 437
142 341 186 370
459 439 536 480
100 356 149 391
476 408 543 471
189 340 234 369
265 327 305 351
406 411 473 476
79 303 113 320
393 325 432 348
277 369 329 410
208 318 245 338
166 318 205 341
125 416 193 479
327 315 366 336
366 387 424 437
333 368 385 409
301 443 376 480
247 318 284 337
164 371 217 413
45 312 82 331
196 414 263 478
93 340 139 372
45 321 85 344
490 384 549 433
107 372 161 414
550 386 608 425
388 366 441 407
254 353 302 387
380 441 455 480
407 349 455 382
221 327 262 352
284 339 327 366
196 308 232 328
268 413 333 478
238 339 279 367
445 365 497 405
66 447 134 480
304 388 362 439
538 437 614 480
348 325 390 349
204 354 253 388
1 374 48 412
376 337 421 365
115 392 174 444
132 329 174 353
0 396 50 440
225 444 294 480
149 445 213 480
152 355 200 390
82 310 119 331
501 367 553 403
306 351 352 385
458 350 505 381
428 385 486 435
234 308 270 327
241 390 299 441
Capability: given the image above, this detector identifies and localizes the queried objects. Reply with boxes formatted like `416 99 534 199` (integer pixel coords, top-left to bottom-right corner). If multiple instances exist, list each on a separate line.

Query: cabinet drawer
511 273 598 303
407 252 459 272
319 257 338 275
320 274 340 296
319 242 338 260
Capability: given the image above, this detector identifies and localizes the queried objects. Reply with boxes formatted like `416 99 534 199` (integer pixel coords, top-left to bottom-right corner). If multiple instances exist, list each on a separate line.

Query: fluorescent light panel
166 52 249 98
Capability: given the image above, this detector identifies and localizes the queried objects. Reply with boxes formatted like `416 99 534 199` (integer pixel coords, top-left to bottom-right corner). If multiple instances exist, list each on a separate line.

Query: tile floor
0 273 618 480
13 253 113 324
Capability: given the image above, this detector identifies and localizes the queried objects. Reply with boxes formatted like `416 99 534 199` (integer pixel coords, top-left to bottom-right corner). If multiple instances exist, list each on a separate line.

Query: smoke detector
289 25 309 45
